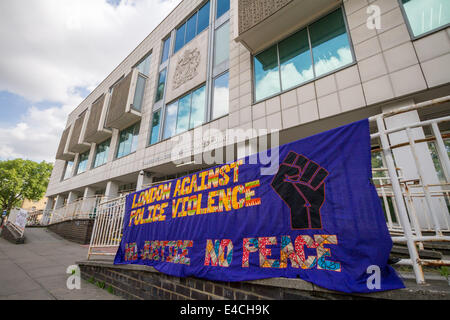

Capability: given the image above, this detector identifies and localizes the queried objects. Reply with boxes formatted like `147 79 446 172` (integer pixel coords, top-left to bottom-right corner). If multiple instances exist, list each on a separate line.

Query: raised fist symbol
271 151 329 229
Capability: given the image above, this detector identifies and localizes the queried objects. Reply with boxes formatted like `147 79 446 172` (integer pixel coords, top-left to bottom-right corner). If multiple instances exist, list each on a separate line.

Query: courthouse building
45 0 450 230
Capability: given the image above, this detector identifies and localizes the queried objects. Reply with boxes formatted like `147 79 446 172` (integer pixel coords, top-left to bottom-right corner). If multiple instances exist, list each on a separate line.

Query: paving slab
0 228 122 300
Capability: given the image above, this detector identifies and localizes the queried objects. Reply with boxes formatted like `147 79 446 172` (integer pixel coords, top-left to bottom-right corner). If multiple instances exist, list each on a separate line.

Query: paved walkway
0 227 122 300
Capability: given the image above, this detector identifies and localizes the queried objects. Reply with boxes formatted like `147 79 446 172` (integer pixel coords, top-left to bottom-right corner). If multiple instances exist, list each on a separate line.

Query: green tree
0 159 53 223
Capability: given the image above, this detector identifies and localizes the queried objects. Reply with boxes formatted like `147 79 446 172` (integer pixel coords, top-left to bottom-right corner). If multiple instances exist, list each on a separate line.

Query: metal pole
376 116 425 284
431 122 450 183
406 127 442 236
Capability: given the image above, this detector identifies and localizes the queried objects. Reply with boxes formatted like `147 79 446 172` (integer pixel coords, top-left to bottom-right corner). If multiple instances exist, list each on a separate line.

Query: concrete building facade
45 0 450 228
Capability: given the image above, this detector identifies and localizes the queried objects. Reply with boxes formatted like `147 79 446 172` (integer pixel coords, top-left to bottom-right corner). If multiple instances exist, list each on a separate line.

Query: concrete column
136 171 153 191
54 195 65 209
86 143 97 170
83 187 96 199
107 129 120 163
67 191 79 204
44 197 55 211
105 181 120 200
383 100 449 229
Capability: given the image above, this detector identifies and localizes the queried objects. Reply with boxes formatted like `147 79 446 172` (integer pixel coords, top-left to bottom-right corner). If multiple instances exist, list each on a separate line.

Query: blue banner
114 119 404 293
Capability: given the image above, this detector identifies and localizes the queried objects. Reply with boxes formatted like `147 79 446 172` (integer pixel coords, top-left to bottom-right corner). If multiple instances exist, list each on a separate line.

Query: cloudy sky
0 0 181 163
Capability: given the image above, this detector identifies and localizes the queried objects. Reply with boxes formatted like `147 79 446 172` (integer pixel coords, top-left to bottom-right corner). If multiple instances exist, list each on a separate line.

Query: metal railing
370 95 450 284
87 195 126 260
26 210 44 226
46 196 104 225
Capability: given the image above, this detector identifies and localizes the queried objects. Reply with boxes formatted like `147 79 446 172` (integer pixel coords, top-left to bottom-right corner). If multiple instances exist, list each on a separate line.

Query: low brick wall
47 219 94 244
78 261 450 300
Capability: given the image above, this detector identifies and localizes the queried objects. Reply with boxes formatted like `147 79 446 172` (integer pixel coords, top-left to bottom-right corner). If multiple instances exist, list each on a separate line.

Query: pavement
0 227 122 300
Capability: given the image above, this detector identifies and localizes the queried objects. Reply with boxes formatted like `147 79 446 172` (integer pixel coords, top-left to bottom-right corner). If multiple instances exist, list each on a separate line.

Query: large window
76 151 90 175
161 36 171 64
216 0 230 19
212 72 229 119
401 0 450 38
162 85 206 139
214 21 230 67
136 53 151 76
253 7 353 102
174 1 210 54
155 69 167 102
93 139 110 168
116 122 140 159
63 161 74 181
132 75 146 112
149 110 161 146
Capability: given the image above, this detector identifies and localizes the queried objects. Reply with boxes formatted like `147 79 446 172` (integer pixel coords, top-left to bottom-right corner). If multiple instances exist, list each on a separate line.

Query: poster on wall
114 119 404 293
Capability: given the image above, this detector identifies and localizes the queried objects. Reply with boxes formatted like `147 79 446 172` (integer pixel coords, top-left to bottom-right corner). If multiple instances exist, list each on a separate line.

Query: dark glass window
149 110 161 145
63 161 74 180
254 45 280 101
76 151 90 175
197 1 210 34
216 0 230 19
279 28 313 90
155 69 167 102
309 8 352 77
185 13 198 44
132 75 146 111
116 122 140 159
93 139 110 168
161 37 171 64
174 23 186 53
253 8 353 102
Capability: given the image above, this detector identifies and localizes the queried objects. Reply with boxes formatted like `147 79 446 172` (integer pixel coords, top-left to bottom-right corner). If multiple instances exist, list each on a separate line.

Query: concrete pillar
67 191 79 204
44 197 55 211
107 129 120 163
86 143 97 170
383 100 449 229
105 181 120 200
54 195 65 209
83 187 96 199
137 171 153 191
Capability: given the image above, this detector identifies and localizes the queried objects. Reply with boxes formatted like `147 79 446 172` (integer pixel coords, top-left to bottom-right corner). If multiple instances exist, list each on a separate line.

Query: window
116 122 140 159
253 7 353 102
93 139 110 168
162 85 206 139
214 21 230 67
63 161 74 180
216 0 230 19
163 102 177 140
155 69 167 102
401 0 450 38
161 37 171 64
279 28 313 91
197 1 210 33
76 151 90 175
254 45 281 102
149 110 161 145
212 72 229 119
309 8 353 77
174 1 210 54
132 75 146 111
174 23 186 53
136 53 151 76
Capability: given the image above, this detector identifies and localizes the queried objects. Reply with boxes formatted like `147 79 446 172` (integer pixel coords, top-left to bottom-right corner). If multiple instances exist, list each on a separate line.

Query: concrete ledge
77 260 450 300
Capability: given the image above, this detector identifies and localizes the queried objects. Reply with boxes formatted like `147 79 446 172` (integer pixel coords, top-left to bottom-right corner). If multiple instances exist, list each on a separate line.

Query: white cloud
0 0 181 162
